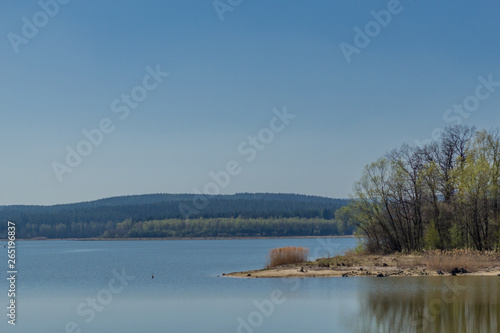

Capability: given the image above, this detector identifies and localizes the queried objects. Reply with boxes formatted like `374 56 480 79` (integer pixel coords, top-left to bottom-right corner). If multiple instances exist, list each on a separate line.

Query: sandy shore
225 254 500 278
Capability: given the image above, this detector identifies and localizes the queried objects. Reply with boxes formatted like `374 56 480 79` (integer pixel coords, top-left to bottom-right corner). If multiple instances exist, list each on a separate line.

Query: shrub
266 246 309 268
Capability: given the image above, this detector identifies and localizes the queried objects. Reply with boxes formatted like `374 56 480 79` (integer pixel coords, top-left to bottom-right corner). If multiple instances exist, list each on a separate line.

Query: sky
1 0 500 205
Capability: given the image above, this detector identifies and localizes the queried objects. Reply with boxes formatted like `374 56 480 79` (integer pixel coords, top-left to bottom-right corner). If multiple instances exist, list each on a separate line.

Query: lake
0 238 499 332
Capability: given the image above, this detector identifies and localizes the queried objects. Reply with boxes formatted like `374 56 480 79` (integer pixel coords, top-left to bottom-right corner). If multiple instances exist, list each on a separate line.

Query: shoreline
225 253 500 278
1 235 356 242
225 267 500 278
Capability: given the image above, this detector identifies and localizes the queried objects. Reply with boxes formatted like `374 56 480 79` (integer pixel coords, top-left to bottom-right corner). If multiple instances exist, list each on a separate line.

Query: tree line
0 217 353 239
338 126 500 253
104 217 354 238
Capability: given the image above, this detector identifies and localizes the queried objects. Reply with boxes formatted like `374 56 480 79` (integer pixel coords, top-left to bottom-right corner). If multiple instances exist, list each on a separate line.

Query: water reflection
354 277 500 333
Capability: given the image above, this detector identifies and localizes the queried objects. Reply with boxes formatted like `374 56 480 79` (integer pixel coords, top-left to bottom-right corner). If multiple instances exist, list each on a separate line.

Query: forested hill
0 193 349 239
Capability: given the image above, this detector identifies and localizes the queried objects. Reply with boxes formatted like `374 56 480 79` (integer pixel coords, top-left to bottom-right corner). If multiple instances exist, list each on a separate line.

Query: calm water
0 238 499 332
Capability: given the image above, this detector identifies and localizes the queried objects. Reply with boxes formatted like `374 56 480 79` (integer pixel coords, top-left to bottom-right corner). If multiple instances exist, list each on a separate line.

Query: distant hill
0 193 350 239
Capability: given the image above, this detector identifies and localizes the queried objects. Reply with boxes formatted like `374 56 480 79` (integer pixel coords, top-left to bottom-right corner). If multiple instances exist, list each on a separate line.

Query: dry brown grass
314 251 362 268
394 255 424 269
266 246 309 268
424 249 500 273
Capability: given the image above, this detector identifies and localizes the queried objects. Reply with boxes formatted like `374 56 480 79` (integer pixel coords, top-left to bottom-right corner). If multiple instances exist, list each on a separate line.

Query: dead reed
266 246 309 268
424 249 499 272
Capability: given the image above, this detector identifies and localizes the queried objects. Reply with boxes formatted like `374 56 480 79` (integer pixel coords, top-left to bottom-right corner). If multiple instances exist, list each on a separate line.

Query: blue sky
1 0 500 205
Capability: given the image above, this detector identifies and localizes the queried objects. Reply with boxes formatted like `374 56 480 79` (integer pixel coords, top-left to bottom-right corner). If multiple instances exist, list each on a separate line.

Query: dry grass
266 246 309 268
313 249 500 273
313 251 362 268
424 249 500 273
394 254 424 269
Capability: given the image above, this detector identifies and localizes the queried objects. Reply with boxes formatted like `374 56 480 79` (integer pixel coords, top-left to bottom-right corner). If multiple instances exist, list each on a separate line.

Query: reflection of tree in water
351 277 499 333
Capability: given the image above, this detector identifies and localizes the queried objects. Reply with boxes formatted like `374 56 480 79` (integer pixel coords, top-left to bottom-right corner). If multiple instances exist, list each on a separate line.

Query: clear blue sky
1 0 500 205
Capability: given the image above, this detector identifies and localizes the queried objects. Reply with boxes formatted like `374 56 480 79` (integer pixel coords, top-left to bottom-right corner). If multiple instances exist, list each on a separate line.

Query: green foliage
449 222 465 249
335 206 353 235
348 125 500 253
424 221 440 250
353 239 366 255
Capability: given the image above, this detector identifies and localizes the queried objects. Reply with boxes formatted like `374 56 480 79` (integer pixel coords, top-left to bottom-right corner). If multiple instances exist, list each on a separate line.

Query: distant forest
0 193 350 239
103 217 352 238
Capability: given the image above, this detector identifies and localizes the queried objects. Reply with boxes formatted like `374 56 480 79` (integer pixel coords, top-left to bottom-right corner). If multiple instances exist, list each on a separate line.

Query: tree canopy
339 126 500 253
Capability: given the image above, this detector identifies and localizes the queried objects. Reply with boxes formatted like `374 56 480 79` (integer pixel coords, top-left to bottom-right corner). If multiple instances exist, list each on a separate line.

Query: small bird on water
152 273 154 279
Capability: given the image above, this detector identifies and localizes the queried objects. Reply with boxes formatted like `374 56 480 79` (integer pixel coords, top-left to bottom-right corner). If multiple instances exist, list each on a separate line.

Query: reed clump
425 249 499 272
266 246 309 268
